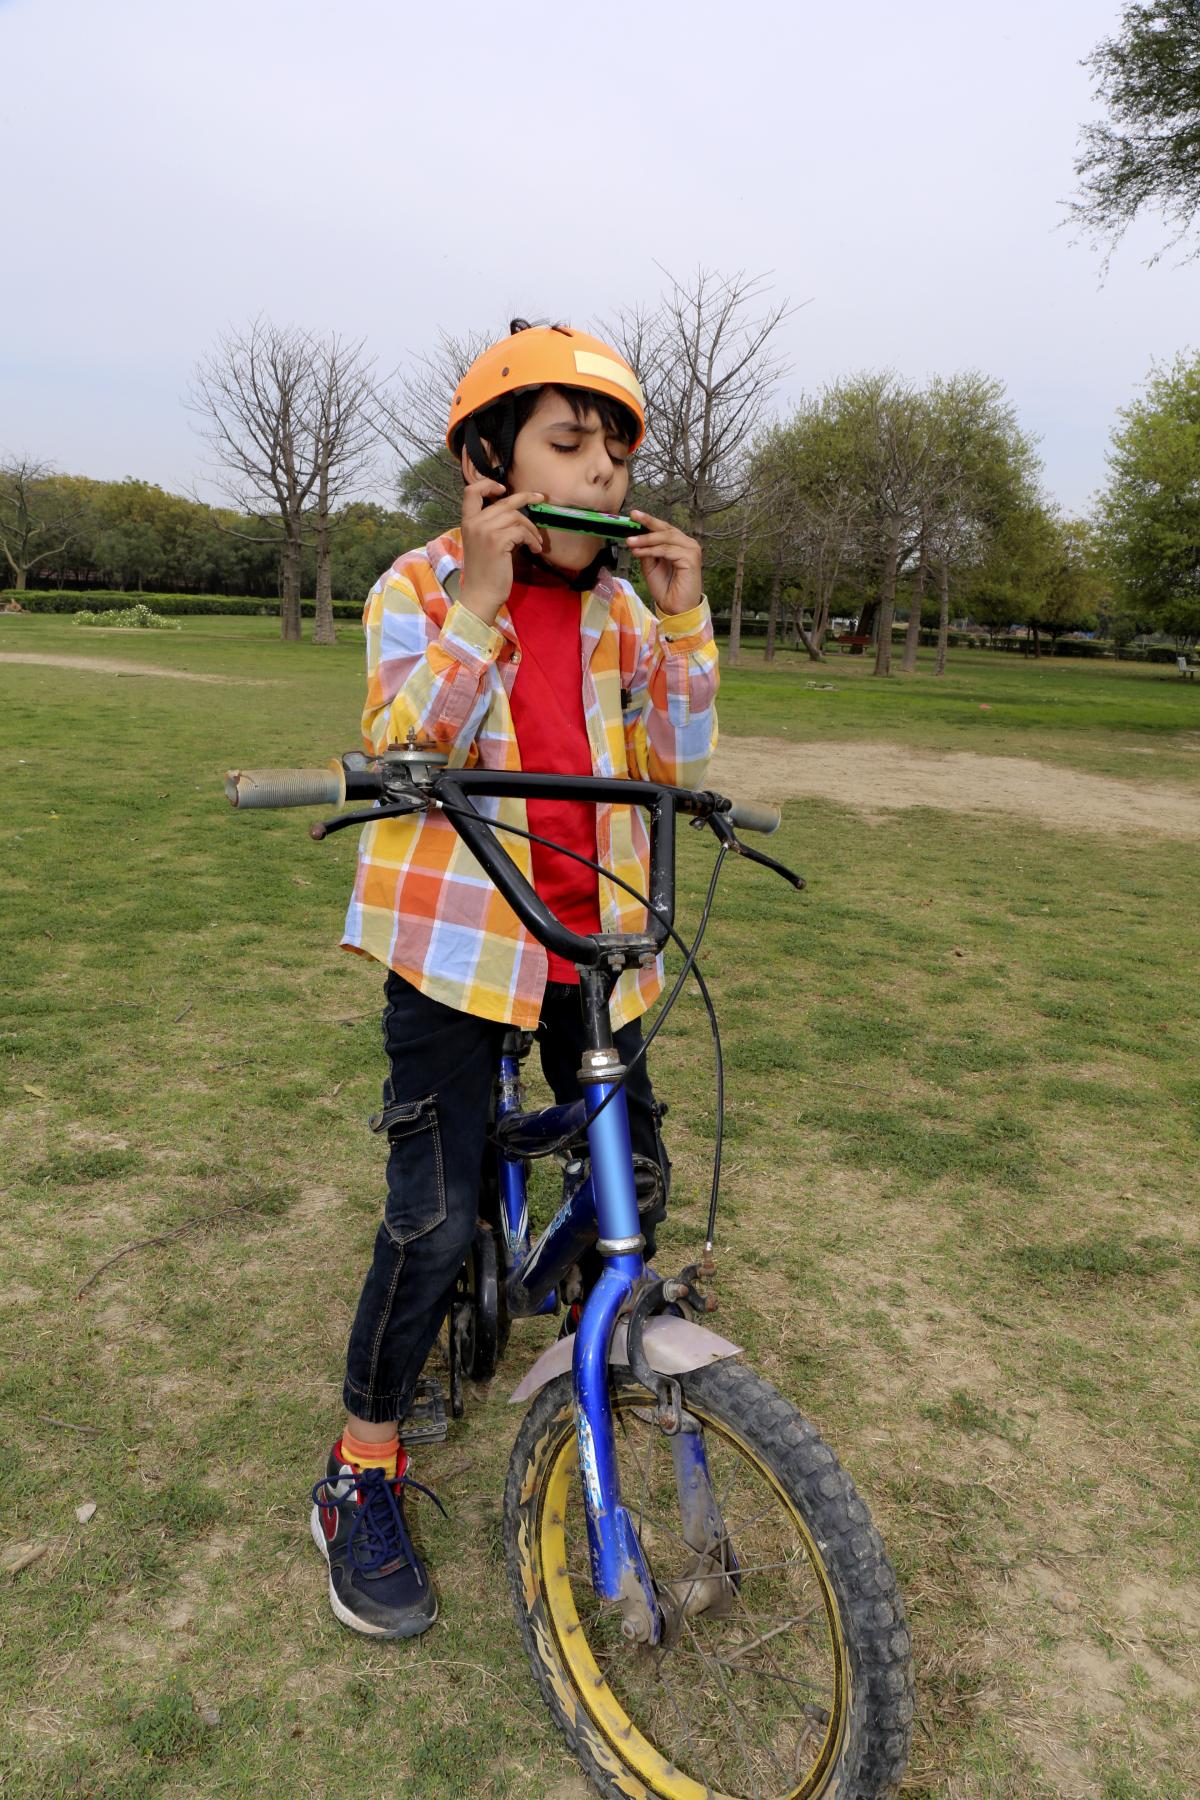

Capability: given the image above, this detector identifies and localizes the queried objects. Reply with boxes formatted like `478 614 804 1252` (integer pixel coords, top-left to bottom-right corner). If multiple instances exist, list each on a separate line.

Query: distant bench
1178 655 1198 681
833 633 872 654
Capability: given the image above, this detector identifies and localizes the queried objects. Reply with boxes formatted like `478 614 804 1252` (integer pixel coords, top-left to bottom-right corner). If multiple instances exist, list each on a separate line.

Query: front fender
508 1314 742 1406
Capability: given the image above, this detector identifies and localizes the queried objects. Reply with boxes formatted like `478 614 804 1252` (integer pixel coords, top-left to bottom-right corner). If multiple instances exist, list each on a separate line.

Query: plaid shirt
341 529 719 1028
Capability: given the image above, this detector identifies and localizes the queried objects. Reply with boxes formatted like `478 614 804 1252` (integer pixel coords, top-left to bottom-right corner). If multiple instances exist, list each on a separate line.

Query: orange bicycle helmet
447 323 646 485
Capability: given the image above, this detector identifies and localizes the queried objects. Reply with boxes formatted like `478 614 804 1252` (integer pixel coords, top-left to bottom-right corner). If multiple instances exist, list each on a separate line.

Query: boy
311 321 719 1639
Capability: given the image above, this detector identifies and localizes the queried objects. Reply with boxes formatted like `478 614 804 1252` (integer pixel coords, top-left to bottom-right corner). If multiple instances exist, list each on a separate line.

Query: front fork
573 1064 731 1646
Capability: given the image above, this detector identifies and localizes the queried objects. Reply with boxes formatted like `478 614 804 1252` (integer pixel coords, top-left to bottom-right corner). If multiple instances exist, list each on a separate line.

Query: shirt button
511 652 521 664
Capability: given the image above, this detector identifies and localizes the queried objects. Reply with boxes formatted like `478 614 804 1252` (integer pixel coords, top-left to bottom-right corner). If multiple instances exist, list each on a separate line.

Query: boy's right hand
459 480 546 625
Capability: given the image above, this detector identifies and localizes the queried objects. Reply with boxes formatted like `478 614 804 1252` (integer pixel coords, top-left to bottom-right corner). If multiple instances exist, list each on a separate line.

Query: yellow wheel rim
533 1395 850 1800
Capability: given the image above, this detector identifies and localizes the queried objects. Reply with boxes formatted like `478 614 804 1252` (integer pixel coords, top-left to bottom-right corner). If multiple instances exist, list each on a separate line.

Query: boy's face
489 388 633 572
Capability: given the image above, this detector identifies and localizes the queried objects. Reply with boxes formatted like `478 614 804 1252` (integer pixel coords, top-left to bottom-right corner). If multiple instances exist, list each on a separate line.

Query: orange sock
339 1427 404 1479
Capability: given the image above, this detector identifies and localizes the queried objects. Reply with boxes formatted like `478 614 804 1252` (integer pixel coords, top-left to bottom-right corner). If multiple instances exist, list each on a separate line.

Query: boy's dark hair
452 318 640 480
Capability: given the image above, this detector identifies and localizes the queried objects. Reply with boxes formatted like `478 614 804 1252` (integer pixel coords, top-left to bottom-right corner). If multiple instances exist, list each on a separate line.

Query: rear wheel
450 1225 509 1408
504 1361 912 1799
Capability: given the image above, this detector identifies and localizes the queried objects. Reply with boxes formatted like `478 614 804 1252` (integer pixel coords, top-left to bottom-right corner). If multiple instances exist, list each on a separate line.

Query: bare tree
609 268 794 544
374 327 490 526
725 515 751 664
0 457 85 591
309 335 379 645
188 319 322 641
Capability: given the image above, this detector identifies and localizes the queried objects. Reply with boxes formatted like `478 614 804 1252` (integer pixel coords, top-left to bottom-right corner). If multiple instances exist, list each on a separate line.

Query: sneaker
310 1443 445 1639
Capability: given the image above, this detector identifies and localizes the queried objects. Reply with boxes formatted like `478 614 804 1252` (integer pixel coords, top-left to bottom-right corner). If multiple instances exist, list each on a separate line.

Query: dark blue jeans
342 972 669 1424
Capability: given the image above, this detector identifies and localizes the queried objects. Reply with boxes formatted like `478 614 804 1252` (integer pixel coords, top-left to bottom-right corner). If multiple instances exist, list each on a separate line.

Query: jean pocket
376 1093 447 1248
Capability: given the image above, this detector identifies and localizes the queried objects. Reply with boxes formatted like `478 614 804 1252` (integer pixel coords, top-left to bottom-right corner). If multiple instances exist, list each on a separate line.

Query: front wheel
504 1361 912 1799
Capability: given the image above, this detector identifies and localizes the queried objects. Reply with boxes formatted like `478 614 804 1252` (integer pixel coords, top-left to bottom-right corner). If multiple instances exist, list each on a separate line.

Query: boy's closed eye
551 440 629 465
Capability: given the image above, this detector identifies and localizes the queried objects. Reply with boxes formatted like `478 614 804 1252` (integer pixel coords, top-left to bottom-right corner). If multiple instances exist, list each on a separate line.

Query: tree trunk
280 523 303 642
312 453 337 645
727 525 748 667
872 520 900 677
764 566 783 662
900 546 928 673
854 597 877 649
14 567 27 592
794 618 826 662
934 556 950 675
813 587 832 656
313 532 336 645
1030 622 1041 659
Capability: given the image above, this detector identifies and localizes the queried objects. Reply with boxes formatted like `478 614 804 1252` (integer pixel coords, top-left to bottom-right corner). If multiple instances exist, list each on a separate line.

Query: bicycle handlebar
225 754 799 969
724 798 780 837
226 761 781 833
223 764 348 811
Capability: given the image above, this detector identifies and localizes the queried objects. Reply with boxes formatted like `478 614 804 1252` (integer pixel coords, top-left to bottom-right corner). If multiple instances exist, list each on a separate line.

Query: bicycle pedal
399 1377 449 1445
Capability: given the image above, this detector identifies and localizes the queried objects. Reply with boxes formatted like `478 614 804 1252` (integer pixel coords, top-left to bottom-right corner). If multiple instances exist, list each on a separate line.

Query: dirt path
711 736 1200 840
0 652 265 685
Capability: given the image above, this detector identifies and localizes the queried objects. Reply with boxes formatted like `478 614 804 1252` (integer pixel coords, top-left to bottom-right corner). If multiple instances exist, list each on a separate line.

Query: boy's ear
461 441 500 486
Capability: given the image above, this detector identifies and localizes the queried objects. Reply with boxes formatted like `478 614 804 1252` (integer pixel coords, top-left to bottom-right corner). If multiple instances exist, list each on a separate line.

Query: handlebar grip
726 798 781 836
224 763 347 810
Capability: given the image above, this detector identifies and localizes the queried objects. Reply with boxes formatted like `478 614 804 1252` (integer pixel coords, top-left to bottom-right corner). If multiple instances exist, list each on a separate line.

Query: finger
627 538 693 561
461 478 507 519
492 489 546 515
497 518 545 555
629 509 671 530
624 526 692 548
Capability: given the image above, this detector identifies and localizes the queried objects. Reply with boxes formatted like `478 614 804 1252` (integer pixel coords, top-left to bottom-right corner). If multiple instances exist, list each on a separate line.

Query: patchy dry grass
1 614 1198 1797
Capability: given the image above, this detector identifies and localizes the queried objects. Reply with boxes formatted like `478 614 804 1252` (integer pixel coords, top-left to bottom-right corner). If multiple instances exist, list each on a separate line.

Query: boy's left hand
626 511 703 616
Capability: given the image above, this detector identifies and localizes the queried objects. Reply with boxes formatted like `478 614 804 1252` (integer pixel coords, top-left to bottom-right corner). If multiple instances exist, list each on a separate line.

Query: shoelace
312 1465 448 1577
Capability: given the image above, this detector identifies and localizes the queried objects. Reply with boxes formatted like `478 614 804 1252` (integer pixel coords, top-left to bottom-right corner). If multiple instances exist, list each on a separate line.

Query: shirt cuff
439 599 505 669
656 597 711 641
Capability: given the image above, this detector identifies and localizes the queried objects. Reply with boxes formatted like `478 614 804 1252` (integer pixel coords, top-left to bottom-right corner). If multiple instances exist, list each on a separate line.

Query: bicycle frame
488 963 727 1643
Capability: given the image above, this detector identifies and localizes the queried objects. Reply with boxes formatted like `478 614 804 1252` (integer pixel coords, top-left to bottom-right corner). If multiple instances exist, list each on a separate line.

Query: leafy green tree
966 505 1099 654
396 452 461 540
918 375 1040 674
1072 2 1200 264
745 399 868 662
1038 519 1103 649
0 458 87 590
1100 352 1200 645
328 502 423 599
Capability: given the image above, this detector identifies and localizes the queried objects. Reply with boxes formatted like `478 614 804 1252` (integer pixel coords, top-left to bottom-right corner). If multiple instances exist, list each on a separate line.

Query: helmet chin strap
464 416 512 489
515 541 618 591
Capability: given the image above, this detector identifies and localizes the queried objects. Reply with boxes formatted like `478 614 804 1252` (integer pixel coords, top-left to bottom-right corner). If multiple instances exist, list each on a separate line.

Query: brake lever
309 799 425 841
705 811 805 889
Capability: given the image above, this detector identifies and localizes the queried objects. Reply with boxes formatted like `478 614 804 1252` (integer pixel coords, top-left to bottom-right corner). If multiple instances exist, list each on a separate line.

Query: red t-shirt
506 567 602 983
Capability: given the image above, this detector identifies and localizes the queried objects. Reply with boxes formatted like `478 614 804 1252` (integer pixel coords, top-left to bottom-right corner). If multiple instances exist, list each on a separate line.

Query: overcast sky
4 0 1197 516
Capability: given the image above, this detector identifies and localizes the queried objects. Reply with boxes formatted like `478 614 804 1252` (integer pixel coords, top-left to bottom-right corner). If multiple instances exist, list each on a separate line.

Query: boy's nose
587 450 618 488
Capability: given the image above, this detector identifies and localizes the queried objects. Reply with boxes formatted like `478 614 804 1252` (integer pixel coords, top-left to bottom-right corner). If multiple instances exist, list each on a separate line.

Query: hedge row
2 590 364 620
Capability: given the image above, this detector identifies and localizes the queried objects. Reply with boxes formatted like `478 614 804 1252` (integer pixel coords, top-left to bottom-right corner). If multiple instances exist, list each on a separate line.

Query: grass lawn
1 613 1198 1799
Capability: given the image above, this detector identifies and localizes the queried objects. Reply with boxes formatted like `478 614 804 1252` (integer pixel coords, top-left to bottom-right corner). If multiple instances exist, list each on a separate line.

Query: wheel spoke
682 1610 794 1791
672 1646 831 1700
654 1656 721 1799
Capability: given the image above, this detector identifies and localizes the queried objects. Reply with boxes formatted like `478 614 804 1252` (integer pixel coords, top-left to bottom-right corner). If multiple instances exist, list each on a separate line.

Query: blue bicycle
227 748 913 1800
